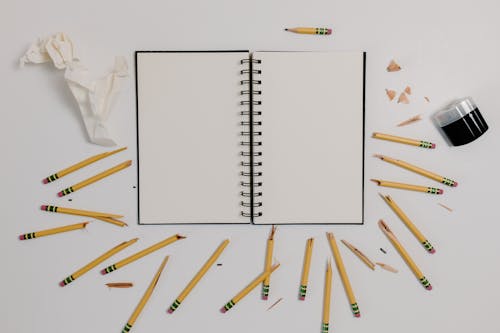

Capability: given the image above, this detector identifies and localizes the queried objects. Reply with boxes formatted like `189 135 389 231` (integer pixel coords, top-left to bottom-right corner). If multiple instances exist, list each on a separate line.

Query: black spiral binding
240 56 262 220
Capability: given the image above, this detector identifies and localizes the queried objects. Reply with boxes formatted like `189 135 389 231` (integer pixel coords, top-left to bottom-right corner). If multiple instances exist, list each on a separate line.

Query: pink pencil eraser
100 269 107 275
262 295 268 300
327 29 332 35
453 181 458 187
430 248 436 254
18 235 25 240
355 313 361 318
42 178 49 184
299 296 305 301
220 307 227 314
438 189 444 194
167 309 173 314
431 143 436 149
426 285 433 291
57 191 64 197
40 205 48 210
59 281 65 287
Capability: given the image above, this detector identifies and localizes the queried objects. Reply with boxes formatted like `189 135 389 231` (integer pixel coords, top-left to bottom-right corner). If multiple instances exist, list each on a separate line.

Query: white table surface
1 1 499 332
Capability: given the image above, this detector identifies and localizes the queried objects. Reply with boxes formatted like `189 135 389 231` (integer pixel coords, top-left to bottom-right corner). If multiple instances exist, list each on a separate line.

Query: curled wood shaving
385 89 396 101
397 114 422 127
397 92 409 104
386 59 401 72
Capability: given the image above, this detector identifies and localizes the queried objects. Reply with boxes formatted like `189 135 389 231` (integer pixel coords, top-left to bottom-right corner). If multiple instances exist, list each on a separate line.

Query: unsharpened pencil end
100 269 107 275
40 205 48 210
220 307 227 313
355 313 361 318
18 235 25 240
42 178 49 184
299 296 305 301
167 308 174 314
326 29 332 35
438 189 444 194
57 191 64 197
431 143 436 148
262 295 268 300
426 285 433 290
430 248 436 254
59 281 65 287
453 181 458 187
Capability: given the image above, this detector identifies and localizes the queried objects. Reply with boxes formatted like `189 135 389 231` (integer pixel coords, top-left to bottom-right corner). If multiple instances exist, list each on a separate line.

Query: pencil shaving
424 96 430 102
106 282 133 288
438 203 453 212
376 263 398 273
385 89 397 101
397 92 410 104
397 114 422 127
404 86 412 95
387 59 401 72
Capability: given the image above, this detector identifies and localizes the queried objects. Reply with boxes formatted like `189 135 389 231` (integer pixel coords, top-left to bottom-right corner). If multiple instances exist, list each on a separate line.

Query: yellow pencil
19 221 89 240
43 147 127 183
220 263 280 313
59 238 138 286
299 237 314 300
371 179 443 195
41 204 123 219
340 239 376 270
262 225 276 300
58 160 132 197
93 215 128 227
285 27 332 35
372 132 436 149
101 234 185 275
122 256 169 333
168 239 230 313
374 154 458 187
326 232 360 317
378 220 432 290
322 260 332 333
379 194 436 254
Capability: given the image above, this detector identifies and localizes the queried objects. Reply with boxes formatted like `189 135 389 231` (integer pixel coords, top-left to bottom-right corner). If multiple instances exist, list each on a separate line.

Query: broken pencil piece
397 92 409 104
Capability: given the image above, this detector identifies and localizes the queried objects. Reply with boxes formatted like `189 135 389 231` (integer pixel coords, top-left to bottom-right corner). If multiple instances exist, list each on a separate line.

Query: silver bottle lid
434 97 477 127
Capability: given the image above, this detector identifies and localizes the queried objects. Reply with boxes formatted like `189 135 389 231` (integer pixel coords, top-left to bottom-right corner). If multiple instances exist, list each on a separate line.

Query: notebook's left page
136 51 249 224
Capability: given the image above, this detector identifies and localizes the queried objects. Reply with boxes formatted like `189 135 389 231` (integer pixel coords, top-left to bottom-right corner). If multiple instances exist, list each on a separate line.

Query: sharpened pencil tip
284 28 289 31
176 234 186 239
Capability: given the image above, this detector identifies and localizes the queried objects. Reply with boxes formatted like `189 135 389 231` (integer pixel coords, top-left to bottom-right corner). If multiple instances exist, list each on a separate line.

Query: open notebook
136 50 365 224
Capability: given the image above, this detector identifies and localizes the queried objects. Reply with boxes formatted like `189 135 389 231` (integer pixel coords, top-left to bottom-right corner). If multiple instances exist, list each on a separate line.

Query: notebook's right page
255 51 365 224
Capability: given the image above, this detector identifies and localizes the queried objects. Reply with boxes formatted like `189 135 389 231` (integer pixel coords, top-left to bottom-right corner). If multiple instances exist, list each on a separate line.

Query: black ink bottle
434 97 488 146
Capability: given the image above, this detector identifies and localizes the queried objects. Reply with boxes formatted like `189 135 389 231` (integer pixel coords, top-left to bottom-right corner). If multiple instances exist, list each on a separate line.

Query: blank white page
254 51 365 224
136 51 248 224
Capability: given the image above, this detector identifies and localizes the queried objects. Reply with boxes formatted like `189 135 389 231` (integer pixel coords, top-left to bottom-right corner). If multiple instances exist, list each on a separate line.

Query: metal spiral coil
240 57 262 219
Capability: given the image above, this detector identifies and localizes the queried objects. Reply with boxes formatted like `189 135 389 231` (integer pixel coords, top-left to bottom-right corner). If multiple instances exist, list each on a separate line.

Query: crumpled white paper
20 33 128 146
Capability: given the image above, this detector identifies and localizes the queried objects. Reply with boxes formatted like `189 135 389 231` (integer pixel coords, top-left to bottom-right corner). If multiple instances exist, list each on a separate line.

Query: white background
1 1 499 333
